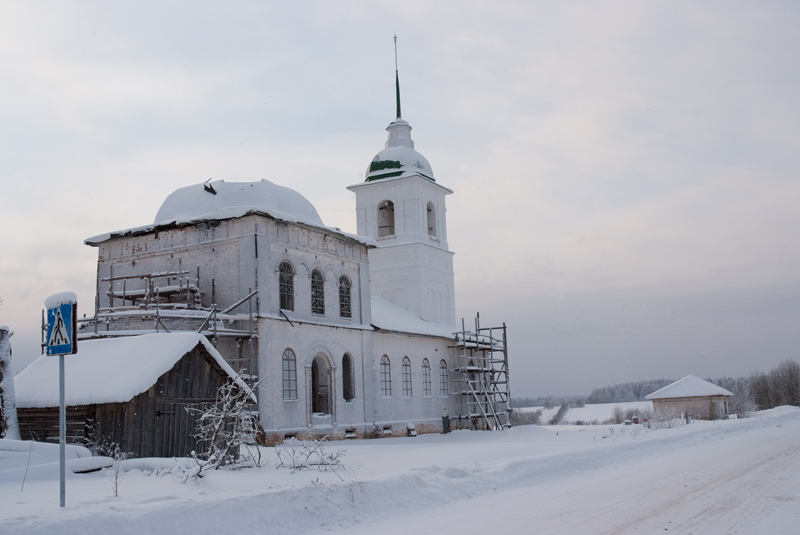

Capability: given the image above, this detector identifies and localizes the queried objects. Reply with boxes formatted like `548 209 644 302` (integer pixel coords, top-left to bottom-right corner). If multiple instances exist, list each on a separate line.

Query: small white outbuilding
645 375 733 421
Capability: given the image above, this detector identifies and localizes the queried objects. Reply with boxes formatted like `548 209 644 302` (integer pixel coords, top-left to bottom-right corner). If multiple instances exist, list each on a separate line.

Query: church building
19 75 510 450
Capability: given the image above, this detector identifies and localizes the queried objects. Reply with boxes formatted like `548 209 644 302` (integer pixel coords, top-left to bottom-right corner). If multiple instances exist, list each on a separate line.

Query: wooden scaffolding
452 314 510 430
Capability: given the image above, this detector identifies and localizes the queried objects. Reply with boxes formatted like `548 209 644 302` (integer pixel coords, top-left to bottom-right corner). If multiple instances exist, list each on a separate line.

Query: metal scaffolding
452 314 510 430
59 264 260 381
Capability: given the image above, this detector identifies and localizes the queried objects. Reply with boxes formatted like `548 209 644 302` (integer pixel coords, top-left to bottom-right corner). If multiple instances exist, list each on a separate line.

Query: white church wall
261 219 371 328
368 330 455 431
256 318 371 434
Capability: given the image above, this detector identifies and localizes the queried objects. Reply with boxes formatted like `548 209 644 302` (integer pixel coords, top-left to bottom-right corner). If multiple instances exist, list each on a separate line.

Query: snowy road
338 418 800 535
318 412 800 535
2 408 799 534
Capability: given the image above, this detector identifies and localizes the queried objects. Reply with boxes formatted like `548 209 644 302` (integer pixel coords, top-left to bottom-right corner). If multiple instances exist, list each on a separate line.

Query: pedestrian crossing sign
45 295 77 356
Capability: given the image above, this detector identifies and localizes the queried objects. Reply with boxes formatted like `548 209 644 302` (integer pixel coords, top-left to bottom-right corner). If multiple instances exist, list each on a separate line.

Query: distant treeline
512 360 799 414
512 396 585 409
586 379 674 404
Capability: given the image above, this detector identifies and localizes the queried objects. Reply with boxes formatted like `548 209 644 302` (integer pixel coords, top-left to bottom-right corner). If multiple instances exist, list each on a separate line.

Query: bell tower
347 41 456 326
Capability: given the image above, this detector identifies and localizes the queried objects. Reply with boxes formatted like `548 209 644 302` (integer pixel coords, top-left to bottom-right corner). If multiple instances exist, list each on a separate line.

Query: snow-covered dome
365 118 435 182
154 179 325 227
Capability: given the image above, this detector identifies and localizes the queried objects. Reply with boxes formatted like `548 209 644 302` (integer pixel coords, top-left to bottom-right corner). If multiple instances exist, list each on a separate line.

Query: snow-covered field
517 400 652 424
2 407 799 535
562 401 652 423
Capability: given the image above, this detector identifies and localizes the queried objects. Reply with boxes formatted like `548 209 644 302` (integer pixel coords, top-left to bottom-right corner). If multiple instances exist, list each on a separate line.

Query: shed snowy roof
14 333 246 408
370 296 455 338
84 180 375 247
645 375 733 400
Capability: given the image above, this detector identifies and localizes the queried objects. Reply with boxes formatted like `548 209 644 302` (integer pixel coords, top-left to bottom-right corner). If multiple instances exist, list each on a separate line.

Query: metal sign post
45 292 77 509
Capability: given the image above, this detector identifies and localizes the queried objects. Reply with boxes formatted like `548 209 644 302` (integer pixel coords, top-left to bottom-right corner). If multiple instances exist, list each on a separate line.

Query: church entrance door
311 355 331 415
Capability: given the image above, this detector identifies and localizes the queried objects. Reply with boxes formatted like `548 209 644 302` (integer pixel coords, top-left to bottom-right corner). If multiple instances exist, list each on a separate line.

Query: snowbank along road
1 407 798 535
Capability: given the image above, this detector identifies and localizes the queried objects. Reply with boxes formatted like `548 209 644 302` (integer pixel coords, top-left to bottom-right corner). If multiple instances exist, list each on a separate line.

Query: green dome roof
365 118 435 182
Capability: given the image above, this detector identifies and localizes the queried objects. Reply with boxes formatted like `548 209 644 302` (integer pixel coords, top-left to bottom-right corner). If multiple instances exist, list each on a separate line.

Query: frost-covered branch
186 371 261 475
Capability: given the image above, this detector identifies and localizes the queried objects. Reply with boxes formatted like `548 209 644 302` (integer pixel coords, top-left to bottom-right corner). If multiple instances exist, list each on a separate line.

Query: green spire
396 71 401 119
394 35 401 119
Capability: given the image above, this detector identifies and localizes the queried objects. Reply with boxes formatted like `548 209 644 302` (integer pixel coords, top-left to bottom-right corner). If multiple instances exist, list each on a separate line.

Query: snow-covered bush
186 372 261 474
275 436 345 475
96 442 130 497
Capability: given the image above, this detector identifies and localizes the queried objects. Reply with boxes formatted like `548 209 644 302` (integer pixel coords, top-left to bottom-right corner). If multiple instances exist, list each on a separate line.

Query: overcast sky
1 2 798 397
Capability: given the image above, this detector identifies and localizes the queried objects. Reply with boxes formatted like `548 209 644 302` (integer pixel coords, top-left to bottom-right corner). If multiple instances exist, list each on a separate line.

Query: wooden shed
645 375 732 421
14 333 250 458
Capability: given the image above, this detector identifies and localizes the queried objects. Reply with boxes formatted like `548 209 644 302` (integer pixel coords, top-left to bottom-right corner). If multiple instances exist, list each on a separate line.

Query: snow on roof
84 180 376 247
645 375 733 400
370 296 456 338
14 333 249 408
154 179 324 227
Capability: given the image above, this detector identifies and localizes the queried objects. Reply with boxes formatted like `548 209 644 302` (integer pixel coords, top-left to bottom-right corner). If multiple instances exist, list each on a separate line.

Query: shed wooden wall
17 405 95 445
17 344 232 458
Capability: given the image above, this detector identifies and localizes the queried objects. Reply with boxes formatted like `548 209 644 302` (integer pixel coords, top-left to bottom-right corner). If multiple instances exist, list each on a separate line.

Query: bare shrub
186 372 261 475
95 442 130 498
548 404 570 425
275 436 345 479
510 409 542 426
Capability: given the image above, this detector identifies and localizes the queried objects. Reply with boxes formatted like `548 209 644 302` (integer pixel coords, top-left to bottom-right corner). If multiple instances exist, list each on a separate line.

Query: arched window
378 200 395 237
402 357 412 397
339 275 352 318
282 348 297 400
380 355 392 397
427 201 436 237
439 359 449 397
342 353 355 401
422 358 431 397
279 261 294 311
311 269 325 315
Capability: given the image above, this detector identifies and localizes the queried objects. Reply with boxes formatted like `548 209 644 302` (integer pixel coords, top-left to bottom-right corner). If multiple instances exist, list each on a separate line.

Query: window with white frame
402 357 412 397
339 275 352 318
422 358 431 397
311 268 325 315
439 359 449 397
380 355 392 397
282 348 297 400
279 261 294 311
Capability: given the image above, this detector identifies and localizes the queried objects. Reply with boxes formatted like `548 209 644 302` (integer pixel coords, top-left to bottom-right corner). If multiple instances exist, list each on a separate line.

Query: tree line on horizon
512 360 800 415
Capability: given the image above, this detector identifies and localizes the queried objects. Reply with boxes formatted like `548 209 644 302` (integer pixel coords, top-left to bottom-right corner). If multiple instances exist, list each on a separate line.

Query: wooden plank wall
17 406 95 446
17 344 233 458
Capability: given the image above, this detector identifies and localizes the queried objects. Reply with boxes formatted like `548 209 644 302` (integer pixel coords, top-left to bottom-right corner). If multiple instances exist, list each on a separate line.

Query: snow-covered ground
2 407 799 534
562 401 652 423
516 400 652 424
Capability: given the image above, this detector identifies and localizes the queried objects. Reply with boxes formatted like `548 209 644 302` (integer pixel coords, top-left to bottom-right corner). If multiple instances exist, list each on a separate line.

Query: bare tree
749 360 800 410
186 372 260 475
770 360 800 407
720 378 755 418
